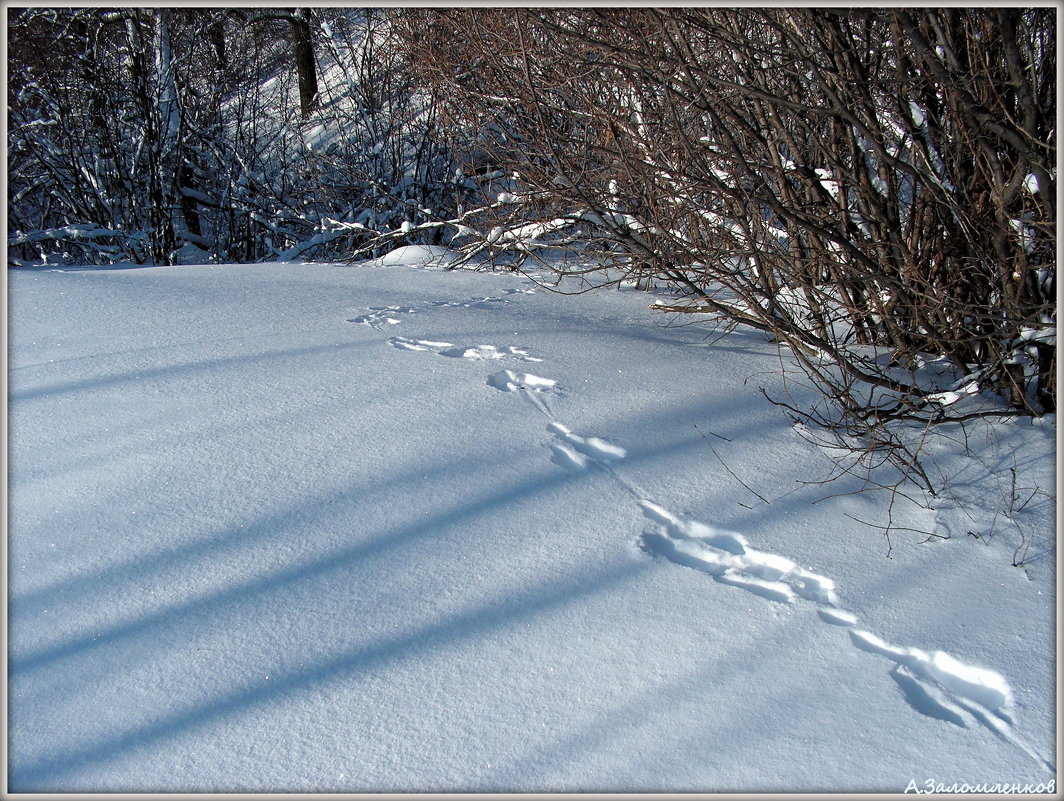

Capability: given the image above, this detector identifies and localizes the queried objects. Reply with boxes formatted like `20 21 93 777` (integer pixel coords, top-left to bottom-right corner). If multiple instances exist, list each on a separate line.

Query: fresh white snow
7 252 1057 792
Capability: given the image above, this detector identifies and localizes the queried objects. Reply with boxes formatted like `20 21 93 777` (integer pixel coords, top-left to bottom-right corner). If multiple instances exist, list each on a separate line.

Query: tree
289 8 319 118
8 8 475 266
8 8 232 263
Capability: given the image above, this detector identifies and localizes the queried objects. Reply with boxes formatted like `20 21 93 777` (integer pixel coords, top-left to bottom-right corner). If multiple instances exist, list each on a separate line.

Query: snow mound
370 245 461 269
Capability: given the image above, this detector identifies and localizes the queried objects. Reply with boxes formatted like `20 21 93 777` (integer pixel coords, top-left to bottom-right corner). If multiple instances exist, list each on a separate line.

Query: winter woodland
7 7 1057 792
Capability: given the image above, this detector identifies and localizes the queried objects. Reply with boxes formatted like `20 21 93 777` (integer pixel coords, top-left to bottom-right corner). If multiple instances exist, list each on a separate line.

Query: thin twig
693 423 769 504
842 512 948 539
693 422 732 442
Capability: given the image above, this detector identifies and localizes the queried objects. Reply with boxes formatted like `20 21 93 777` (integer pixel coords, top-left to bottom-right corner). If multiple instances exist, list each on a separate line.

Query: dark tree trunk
290 8 318 117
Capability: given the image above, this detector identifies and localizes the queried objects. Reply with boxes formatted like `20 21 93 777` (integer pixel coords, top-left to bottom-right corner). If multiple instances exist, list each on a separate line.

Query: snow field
7 255 1056 791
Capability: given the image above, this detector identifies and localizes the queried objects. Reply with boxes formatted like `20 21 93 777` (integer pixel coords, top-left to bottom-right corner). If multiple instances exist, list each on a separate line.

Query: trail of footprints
349 288 1050 771
348 288 535 330
389 337 543 364
633 503 1053 768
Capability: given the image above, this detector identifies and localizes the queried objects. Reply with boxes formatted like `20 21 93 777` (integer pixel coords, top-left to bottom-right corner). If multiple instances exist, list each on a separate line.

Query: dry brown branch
394 7 1055 504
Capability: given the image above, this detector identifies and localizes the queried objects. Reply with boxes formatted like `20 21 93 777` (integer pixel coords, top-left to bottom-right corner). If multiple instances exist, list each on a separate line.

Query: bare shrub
395 8 1056 490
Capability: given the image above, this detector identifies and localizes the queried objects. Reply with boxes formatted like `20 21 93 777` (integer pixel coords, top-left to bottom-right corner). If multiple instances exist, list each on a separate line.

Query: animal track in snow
847 628 1049 767
389 336 541 362
547 422 626 471
549 441 589 472
638 500 749 556
818 607 858 627
848 629 1013 716
486 370 562 420
463 288 537 308
349 288 534 330
637 499 1050 769
348 306 416 328
487 370 557 393
388 336 455 353
637 500 836 605
889 664 969 728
